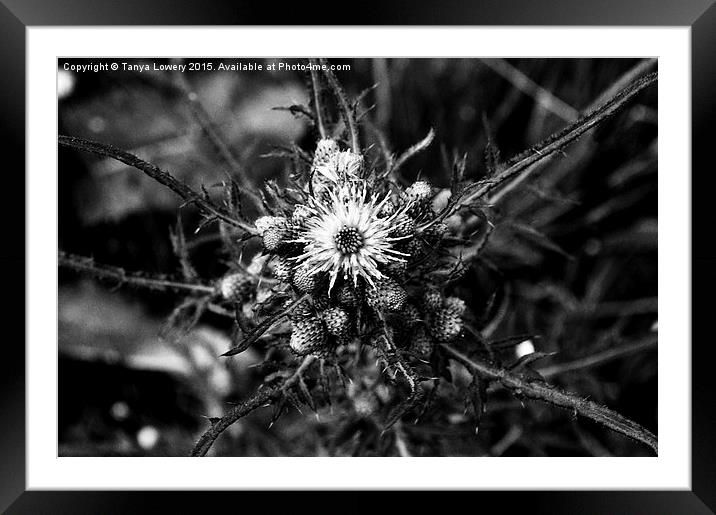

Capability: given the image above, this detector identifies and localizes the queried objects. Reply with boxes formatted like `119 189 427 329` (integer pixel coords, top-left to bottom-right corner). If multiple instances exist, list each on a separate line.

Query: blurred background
58 58 657 456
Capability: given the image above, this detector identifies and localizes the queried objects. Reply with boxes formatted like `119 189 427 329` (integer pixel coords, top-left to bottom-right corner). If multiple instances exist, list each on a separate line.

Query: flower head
293 181 409 293
312 149 363 183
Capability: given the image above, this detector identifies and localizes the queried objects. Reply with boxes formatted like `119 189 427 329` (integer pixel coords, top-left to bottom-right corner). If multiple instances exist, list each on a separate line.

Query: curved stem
320 59 359 153
58 135 259 235
422 72 657 231
59 251 215 294
191 355 316 456
442 344 658 454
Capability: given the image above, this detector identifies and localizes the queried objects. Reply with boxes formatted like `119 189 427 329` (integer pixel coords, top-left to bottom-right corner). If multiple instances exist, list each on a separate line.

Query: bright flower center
334 226 363 254
292 181 410 292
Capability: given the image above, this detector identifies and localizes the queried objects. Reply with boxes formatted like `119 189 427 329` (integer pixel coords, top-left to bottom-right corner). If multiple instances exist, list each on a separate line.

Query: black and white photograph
57 57 658 458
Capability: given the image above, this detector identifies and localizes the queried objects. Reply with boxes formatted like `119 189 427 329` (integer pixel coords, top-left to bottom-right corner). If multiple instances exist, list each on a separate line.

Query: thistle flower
293 182 409 292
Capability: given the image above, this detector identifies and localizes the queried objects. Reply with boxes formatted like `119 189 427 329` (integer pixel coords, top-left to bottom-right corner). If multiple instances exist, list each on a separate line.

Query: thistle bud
313 138 340 169
366 277 407 312
255 216 289 252
410 325 434 358
378 198 397 218
271 256 292 282
322 306 351 337
428 307 464 342
290 316 328 356
255 215 287 234
219 273 254 302
444 296 467 316
404 181 432 205
335 282 362 307
292 263 321 293
421 286 444 312
391 214 416 239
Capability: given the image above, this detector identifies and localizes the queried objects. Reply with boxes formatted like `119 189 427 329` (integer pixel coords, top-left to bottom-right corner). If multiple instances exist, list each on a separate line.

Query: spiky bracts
292 262 323 293
219 273 255 302
255 215 289 252
428 307 464 342
289 316 328 356
322 306 351 337
366 277 407 312
248 138 466 376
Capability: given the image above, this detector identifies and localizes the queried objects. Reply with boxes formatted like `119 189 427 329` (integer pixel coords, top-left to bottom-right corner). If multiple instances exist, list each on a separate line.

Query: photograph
57 56 658 458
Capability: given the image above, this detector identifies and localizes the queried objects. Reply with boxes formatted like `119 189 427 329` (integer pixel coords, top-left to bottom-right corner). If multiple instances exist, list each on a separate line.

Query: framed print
1 0 715 512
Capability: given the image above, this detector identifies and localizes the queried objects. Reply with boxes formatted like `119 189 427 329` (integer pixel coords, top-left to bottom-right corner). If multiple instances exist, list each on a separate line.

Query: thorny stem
442 344 658 454
171 65 263 210
386 128 435 179
320 59 360 153
587 58 657 112
58 135 259 236
308 61 328 139
191 355 316 456
58 251 216 294
483 72 657 200
488 63 658 207
421 72 658 231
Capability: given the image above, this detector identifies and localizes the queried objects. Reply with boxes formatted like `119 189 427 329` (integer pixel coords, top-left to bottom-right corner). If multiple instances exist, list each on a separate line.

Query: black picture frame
2 1 714 512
